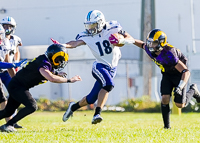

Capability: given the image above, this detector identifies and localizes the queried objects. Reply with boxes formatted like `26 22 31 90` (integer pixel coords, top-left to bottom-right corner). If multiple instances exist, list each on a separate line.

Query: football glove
50 38 60 44
173 87 182 96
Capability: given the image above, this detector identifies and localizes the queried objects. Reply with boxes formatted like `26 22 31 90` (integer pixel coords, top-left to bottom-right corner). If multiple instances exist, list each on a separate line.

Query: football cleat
190 84 200 103
14 123 23 129
62 102 75 122
0 124 17 132
164 126 171 129
91 114 103 124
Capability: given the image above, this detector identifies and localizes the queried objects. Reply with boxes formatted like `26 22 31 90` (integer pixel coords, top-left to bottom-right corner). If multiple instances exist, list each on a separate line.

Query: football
110 33 125 47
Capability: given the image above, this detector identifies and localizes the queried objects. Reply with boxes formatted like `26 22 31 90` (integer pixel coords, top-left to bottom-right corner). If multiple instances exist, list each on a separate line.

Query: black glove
173 87 182 96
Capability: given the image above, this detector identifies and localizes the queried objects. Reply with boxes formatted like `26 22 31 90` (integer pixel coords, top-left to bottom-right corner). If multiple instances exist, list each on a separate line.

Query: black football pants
0 78 37 126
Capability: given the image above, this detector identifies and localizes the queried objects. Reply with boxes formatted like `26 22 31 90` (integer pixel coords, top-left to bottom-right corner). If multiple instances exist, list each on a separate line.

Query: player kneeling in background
0 44 81 132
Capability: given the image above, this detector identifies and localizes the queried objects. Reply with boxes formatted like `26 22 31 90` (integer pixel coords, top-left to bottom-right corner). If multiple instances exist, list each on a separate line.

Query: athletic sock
185 88 195 107
94 107 101 116
71 102 81 112
161 103 170 128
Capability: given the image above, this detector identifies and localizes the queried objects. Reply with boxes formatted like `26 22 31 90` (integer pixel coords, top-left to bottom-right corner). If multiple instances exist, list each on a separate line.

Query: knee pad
86 96 97 104
103 85 114 92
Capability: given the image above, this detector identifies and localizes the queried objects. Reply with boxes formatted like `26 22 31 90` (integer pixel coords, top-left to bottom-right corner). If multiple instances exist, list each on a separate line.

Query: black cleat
164 126 171 129
190 84 200 103
14 123 23 129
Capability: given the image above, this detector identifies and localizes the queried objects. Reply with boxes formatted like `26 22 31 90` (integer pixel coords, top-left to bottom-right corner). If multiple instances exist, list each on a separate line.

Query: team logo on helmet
1 16 17 35
84 10 106 35
46 44 68 71
146 29 167 53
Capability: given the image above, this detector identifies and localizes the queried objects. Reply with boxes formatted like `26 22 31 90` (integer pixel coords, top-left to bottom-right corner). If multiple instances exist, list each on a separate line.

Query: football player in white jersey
52 10 135 124
1 17 23 128
0 24 26 128
1 16 21 68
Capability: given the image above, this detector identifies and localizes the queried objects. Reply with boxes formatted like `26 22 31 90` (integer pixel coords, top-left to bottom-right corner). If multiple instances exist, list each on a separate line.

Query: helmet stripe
7 16 11 21
52 51 68 66
148 29 160 39
87 10 93 21
153 31 163 41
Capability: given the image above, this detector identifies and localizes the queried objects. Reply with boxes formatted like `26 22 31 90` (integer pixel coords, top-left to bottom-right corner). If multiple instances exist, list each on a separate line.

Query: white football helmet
84 10 106 35
1 16 17 35
0 24 5 45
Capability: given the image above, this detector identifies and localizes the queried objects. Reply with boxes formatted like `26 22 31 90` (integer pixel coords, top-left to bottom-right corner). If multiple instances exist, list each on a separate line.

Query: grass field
0 111 200 143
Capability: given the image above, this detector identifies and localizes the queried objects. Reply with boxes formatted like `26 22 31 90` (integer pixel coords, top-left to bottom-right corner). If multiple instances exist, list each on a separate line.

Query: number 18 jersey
76 20 122 68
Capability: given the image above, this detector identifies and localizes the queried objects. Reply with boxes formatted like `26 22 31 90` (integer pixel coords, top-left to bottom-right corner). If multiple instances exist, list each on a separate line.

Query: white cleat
91 114 103 124
63 102 75 122
190 84 200 103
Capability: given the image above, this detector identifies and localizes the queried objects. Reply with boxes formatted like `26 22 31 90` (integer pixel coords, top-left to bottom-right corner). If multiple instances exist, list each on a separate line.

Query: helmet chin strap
149 46 163 56
156 47 163 52
154 44 163 52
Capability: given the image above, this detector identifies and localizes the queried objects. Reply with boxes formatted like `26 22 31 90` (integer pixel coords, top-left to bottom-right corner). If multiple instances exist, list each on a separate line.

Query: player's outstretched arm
50 38 86 49
39 68 82 83
109 32 135 46
0 62 17 69
134 39 145 49
68 75 82 83
109 32 145 49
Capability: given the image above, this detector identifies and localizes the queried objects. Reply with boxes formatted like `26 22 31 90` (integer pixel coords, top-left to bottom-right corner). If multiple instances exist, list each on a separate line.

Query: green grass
0 111 200 143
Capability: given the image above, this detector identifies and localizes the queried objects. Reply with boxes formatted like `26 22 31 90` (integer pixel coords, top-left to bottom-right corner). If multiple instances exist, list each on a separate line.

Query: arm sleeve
0 62 14 69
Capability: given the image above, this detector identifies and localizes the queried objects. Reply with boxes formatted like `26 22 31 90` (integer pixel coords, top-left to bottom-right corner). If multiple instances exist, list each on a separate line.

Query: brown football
112 33 125 47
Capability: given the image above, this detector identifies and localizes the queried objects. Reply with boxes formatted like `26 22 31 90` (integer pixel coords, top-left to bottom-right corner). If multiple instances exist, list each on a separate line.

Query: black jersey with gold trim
13 54 53 89
145 44 187 74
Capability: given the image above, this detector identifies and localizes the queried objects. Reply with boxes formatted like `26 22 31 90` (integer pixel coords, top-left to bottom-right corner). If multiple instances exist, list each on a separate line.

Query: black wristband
181 69 189 74
141 43 145 48
67 79 71 83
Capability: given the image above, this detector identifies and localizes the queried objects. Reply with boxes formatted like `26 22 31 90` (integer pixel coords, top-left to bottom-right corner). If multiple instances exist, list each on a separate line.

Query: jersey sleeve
175 48 187 65
75 31 89 41
166 48 179 66
14 35 22 46
38 60 52 71
106 20 123 34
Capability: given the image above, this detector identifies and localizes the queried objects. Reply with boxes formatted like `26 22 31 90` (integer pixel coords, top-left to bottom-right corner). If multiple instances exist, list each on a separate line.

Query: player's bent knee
103 85 114 92
86 96 96 104
161 99 170 105
28 104 38 113
161 95 170 104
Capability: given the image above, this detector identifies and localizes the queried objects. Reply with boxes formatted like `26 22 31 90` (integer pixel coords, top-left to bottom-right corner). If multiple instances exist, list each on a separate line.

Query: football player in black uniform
0 44 82 132
112 29 200 129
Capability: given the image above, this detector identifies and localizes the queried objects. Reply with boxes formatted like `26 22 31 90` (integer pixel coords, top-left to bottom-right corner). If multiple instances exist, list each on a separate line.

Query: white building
0 0 200 105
